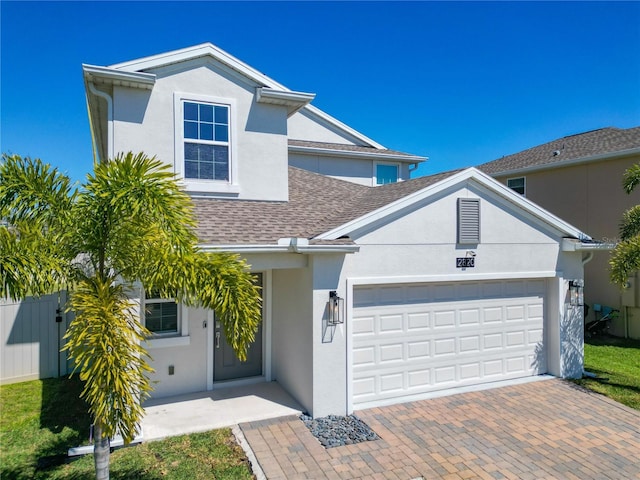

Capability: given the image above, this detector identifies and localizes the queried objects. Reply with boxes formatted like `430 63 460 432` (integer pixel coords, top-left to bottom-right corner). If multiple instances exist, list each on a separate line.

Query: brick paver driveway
240 379 640 479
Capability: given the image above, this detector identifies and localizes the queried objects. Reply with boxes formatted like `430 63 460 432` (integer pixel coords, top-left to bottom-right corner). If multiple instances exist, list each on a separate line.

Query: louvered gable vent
457 198 480 244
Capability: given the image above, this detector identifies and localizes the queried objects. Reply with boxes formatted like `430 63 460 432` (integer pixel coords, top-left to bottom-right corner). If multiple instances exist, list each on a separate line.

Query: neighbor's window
183 101 230 181
144 291 179 335
507 177 526 195
376 163 399 185
457 198 480 244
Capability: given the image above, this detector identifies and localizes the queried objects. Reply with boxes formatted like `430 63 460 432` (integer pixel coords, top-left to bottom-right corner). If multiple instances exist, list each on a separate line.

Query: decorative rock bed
300 414 380 448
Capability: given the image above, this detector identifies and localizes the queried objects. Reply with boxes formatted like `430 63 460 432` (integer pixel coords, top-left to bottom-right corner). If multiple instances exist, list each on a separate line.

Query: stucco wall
495 155 640 335
271 267 314 413
111 58 289 201
348 183 564 277
288 109 364 145
289 153 412 186
309 255 349 417
144 306 208 399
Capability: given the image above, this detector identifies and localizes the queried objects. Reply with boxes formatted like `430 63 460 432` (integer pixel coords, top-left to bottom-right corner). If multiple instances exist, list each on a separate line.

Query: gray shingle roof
289 139 422 159
478 127 640 175
194 167 460 245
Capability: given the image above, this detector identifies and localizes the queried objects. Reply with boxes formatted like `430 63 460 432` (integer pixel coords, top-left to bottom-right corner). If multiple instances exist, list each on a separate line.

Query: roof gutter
289 144 427 164
83 64 156 89
562 238 616 252
199 238 360 254
86 81 113 161
256 87 316 117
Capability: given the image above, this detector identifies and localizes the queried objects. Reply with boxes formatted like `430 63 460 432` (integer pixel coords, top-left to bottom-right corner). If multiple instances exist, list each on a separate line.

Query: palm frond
620 205 640 241
63 277 153 443
623 163 640 194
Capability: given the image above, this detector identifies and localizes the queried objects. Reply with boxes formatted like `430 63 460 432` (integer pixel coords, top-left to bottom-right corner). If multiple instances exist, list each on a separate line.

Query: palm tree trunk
93 421 110 480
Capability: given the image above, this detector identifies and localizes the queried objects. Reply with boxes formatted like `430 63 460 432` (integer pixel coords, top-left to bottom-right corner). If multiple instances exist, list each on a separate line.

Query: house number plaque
456 257 475 268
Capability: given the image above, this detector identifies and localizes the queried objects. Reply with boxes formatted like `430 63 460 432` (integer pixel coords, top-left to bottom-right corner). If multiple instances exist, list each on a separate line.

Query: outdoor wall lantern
569 279 584 306
328 290 344 325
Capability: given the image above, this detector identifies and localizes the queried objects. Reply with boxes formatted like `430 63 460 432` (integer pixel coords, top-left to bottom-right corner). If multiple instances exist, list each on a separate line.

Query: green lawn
574 335 640 410
0 376 253 480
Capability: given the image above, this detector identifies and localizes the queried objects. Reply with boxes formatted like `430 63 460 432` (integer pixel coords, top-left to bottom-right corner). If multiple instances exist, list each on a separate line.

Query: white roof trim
83 64 156 89
256 87 316 117
289 143 426 163
316 167 591 241
300 105 386 149
487 147 640 178
107 43 384 148
562 238 616 252
199 243 360 254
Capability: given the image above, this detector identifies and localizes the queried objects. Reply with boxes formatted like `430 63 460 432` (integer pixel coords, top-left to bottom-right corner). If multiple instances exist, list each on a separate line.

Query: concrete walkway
142 381 303 441
240 379 640 479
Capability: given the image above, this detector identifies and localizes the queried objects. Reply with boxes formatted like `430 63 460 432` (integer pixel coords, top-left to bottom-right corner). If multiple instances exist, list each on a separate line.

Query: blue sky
2 1 639 183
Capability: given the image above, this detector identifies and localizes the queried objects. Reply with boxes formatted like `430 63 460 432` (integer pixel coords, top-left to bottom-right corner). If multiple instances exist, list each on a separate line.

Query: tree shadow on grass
585 334 640 349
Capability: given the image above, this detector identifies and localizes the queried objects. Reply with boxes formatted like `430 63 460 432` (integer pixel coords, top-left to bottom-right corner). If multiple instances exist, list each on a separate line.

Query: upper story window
376 163 400 185
184 102 229 181
507 177 526 195
174 93 239 194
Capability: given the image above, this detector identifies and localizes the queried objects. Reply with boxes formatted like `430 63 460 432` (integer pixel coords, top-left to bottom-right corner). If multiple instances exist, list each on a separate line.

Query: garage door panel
408 369 430 387
352 316 375 335
352 346 375 366
379 314 403 332
459 335 481 353
407 312 430 330
408 340 430 358
379 344 403 362
459 308 481 325
352 280 547 408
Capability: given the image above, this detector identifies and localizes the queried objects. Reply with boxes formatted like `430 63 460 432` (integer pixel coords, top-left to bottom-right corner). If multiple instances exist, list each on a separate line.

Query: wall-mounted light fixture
569 279 584 306
328 290 344 325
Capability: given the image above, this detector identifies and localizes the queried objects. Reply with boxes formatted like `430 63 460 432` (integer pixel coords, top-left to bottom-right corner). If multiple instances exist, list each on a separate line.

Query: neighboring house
82 43 591 417
478 127 640 339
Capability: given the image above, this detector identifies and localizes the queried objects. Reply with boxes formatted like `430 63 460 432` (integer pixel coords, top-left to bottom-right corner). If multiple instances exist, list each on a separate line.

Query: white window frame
507 176 526 196
174 92 239 194
374 161 401 185
142 289 190 349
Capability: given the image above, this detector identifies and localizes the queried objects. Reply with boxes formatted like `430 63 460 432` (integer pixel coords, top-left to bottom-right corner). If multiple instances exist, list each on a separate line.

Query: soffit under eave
85 83 109 163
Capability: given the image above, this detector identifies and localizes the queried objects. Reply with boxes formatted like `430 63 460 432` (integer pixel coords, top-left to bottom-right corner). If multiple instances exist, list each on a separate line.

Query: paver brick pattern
240 379 640 479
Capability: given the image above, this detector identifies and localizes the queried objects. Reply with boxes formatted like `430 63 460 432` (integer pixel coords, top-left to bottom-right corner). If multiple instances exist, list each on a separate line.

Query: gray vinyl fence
0 292 69 385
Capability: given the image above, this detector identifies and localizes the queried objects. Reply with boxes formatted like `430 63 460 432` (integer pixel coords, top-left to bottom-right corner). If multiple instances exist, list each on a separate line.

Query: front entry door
213 274 263 382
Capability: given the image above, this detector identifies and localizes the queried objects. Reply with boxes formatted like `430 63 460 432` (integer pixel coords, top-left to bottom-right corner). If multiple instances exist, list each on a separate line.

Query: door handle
215 331 220 349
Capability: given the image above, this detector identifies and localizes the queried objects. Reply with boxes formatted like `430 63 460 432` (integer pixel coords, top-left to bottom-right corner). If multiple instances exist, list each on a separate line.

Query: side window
507 177 526 195
457 198 480 244
376 163 400 185
144 290 179 336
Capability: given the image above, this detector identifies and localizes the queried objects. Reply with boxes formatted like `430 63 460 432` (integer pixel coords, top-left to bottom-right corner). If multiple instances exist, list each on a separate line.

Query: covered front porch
141 381 303 441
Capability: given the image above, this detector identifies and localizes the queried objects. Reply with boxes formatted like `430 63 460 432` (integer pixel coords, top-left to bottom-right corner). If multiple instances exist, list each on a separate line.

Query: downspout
87 82 114 161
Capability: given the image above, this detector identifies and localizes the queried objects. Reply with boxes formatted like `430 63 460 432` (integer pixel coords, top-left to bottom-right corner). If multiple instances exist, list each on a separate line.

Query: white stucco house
83 43 592 417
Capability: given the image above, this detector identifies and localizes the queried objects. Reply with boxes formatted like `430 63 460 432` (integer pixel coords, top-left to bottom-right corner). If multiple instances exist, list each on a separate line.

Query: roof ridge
562 127 619 139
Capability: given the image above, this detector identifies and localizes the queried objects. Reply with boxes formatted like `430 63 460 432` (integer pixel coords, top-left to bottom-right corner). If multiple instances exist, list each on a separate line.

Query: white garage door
352 279 547 409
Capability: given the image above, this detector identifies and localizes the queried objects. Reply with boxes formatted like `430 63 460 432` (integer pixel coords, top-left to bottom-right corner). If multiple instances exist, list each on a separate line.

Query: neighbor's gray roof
478 127 640 175
194 167 460 245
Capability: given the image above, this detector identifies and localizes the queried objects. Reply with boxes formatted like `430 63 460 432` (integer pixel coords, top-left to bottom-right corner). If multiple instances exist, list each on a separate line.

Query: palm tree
0 152 261 480
610 162 640 287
